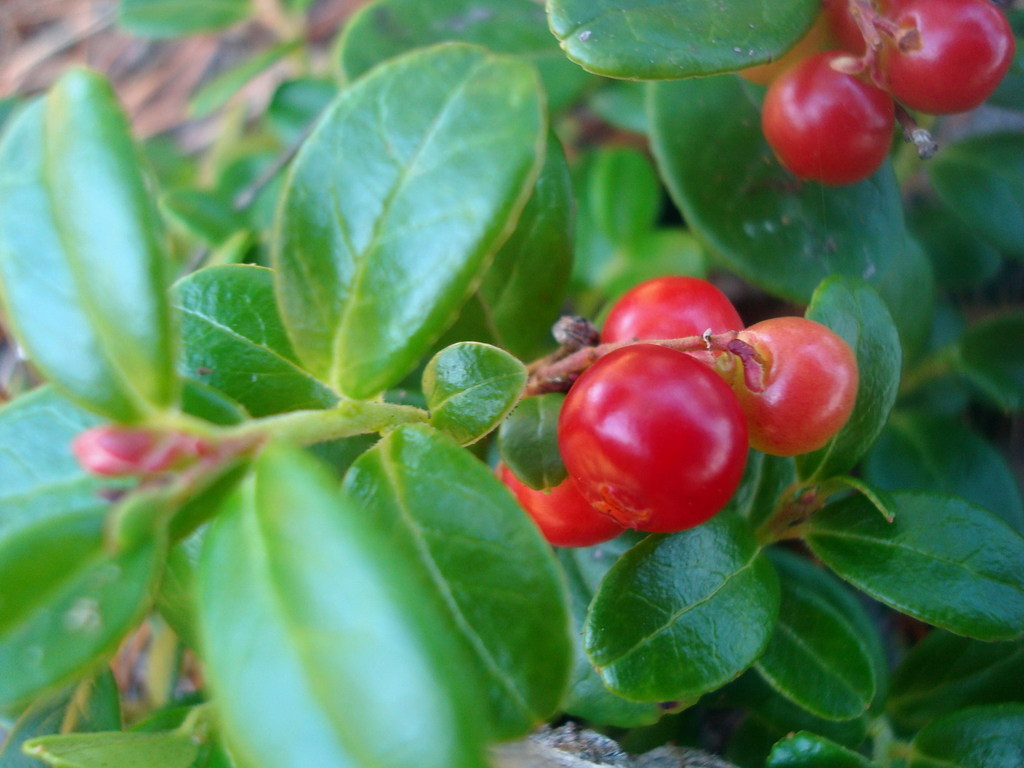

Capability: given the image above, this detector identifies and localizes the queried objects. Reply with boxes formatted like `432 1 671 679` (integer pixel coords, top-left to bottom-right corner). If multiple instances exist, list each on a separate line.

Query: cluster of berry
501 277 858 547
748 0 1015 185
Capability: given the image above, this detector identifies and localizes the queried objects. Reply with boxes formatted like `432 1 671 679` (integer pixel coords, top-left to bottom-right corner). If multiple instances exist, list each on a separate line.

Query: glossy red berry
823 0 868 55
881 0 1015 114
498 463 625 547
601 276 744 348
558 345 748 533
73 426 207 476
721 317 858 457
762 51 895 185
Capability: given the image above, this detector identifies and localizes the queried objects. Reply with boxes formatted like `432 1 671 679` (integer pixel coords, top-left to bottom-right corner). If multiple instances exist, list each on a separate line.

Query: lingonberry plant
0 0 1022 767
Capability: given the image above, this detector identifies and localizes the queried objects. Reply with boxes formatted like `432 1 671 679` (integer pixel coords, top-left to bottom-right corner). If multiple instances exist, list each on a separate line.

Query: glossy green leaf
273 43 544 398
265 78 336 145
557 540 662 728
118 0 251 37
600 229 708 302
649 75 906 304
586 147 660 246
889 631 1024 731
189 43 299 118
547 0 817 78
585 513 779 701
589 81 648 135
929 133 1024 258
173 265 338 417
767 731 877 768
336 0 593 112
197 445 488 768
0 77 176 421
797 276 901 481
0 672 120 768
498 393 567 491
864 410 1024 533
155 531 204 651
806 491 1024 641
908 705 1024 768
342 425 572 738
474 136 574 360
24 731 198 768
722 451 796 530
160 189 245 246
907 198 1001 290
422 342 526 445
755 550 879 721
952 313 1024 412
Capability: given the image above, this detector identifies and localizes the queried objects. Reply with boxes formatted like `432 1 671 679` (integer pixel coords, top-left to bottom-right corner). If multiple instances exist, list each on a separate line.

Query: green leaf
336 0 593 112
265 78 337 145
767 731 878 768
797 276 901 481
498 393 567 491
189 42 299 118
951 313 1024 412
0 75 176 422
23 731 199 768
118 0 252 38
342 425 572 738
155 531 204 650
806 491 1024 641
160 189 245 246
907 198 1001 290
908 705 1024 768
600 229 708 302
422 342 526 445
928 133 1024 258
547 0 818 78
889 631 1024 732
585 147 660 246
172 264 338 417
0 672 120 768
648 76 906 304
557 539 663 728
755 550 881 721
474 136 574 360
585 513 779 701
197 445 488 768
722 451 796 530
864 410 1024 533
589 81 648 135
273 43 544 398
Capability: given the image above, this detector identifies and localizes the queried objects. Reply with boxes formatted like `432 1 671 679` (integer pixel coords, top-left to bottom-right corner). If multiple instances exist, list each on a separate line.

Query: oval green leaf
585 513 779 701
755 550 880 721
928 133 1024 258
648 75 906 304
557 539 663 728
585 146 660 247
189 42 299 118
423 342 527 445
951 313 1024 412
722 450 797 529
335 0 593 112
797 276 901 481
196 445 488 768
0 78 176 422
23 731 199 768
889 631 1024 732
342 425 572 738
767 731 878 768
908 705 1024 768
864 410 1024 533
498 393 567 491
118 0 252 38
172 264 338 417
547 0 818 78
806 491 1024 641
273 43 545 398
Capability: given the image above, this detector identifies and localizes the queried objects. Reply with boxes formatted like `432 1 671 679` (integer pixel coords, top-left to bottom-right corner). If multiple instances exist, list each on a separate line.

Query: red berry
73 426 206 476
498 463 625 547
721 317 858 457
881 0 1015 114
762 51 895 185
823 0 868 55
558 345 748 533
601 276 744 349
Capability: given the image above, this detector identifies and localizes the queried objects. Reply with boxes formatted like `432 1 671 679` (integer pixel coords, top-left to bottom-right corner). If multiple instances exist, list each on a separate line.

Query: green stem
754 477 849 545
